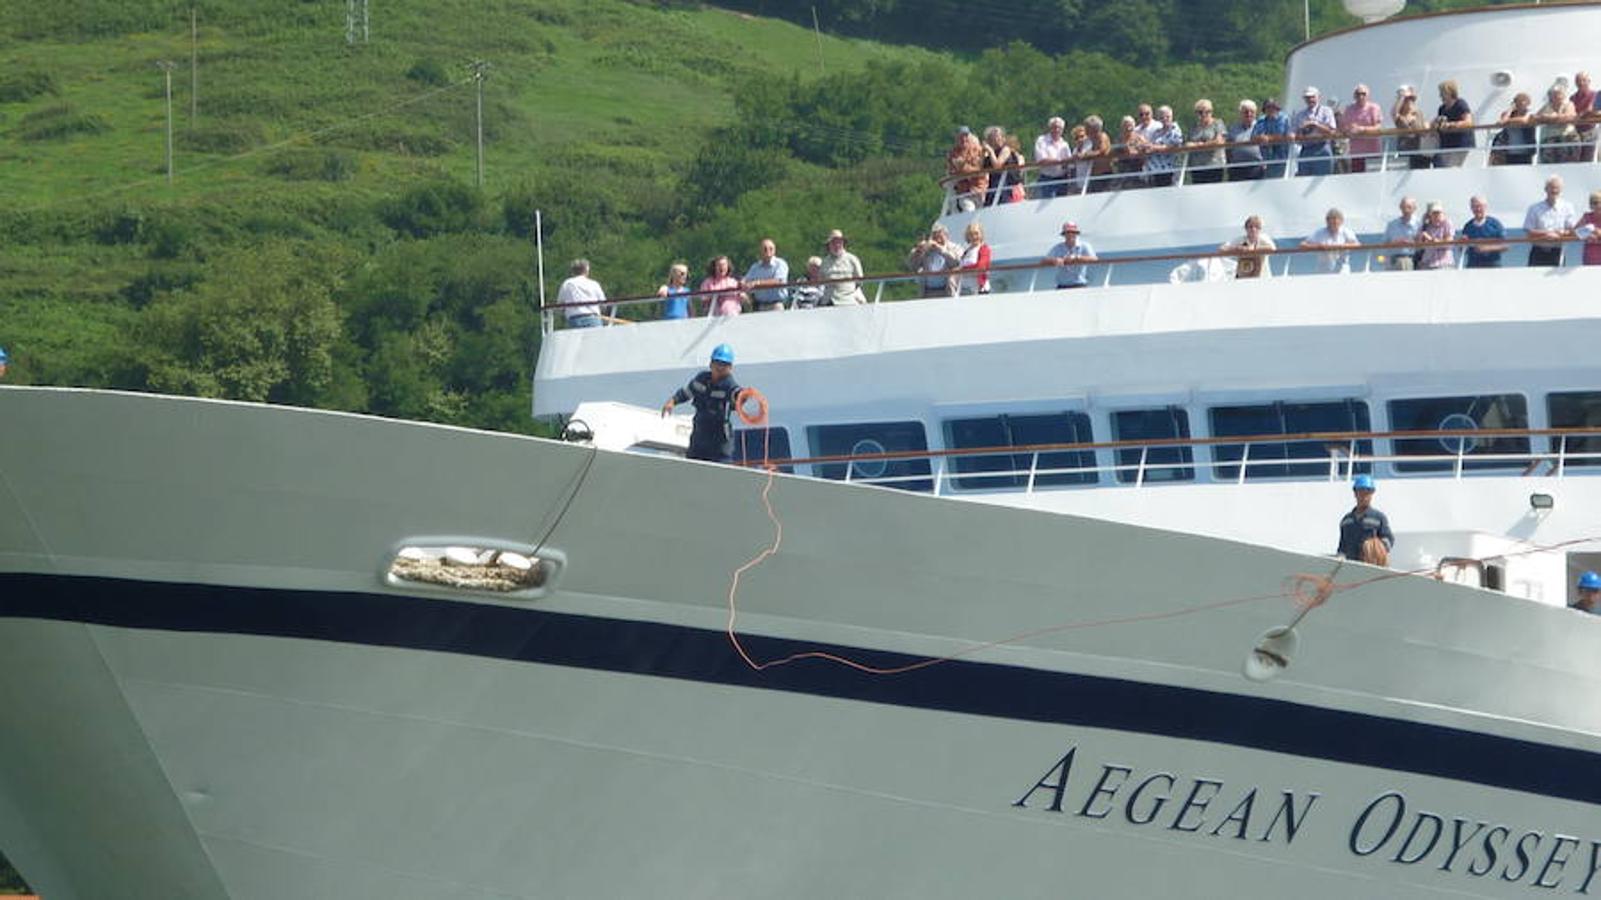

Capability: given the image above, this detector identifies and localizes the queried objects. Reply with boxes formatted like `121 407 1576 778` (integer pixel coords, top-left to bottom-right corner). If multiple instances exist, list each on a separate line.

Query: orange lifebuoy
735 387 768 426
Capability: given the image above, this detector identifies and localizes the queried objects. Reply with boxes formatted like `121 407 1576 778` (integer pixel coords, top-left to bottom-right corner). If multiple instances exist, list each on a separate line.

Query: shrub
16 103 109 141
178 121 267 155
405 58 449 87
0 70 57 103
264 147 358 182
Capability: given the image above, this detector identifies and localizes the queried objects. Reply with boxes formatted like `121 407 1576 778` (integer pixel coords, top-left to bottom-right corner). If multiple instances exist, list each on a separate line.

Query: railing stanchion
933 456 946 496
1238 443 1250 485
1454 440 1465 479
873 281 884 305
1136 446 1148 488
1027 452 1039 494
1347 439 1358 479
1559 435 1568 478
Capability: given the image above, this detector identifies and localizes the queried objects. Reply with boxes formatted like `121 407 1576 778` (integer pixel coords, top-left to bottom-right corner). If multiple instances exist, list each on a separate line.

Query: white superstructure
6 5 1601 899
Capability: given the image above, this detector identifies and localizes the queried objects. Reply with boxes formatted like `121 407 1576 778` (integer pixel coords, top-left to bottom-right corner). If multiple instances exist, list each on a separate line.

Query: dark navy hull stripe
2 572 1596 805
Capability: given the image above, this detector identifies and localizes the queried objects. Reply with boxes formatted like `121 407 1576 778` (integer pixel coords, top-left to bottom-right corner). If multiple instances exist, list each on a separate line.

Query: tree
142 240 352 406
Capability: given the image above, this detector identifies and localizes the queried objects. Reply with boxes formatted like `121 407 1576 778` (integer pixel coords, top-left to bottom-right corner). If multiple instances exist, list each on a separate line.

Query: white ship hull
5 387 1601 899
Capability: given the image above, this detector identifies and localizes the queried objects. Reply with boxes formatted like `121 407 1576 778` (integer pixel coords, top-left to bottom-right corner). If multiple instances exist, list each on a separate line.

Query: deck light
1530 493 1555 511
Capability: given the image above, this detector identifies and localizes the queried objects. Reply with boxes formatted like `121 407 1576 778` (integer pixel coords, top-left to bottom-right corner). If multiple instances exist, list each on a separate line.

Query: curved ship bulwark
3 387 1601 898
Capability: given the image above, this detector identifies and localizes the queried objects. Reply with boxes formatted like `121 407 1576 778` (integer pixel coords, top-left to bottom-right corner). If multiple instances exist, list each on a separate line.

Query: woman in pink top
1341 84 1383 172
1577 190 1601 266
701 255 744 317
1417 201 1456 270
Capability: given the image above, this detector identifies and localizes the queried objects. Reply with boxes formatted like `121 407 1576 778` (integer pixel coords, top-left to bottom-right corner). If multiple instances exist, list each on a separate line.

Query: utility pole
190 7 198 127
810 7 826 75
345 0 369 45
470 61 490 188
157 60 176 184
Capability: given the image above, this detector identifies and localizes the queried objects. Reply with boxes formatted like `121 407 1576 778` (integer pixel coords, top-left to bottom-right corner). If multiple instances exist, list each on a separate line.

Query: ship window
734 427 794 473
1209 400 1371 480
1388 394 1528 473
1548 392 1601 468
808 421 932 492
1111 407 1194 483
943 412 1097 490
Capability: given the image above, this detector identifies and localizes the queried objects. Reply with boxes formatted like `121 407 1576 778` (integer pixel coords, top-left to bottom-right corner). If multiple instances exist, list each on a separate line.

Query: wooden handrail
934 116 1601 190
737 426 1601 470
540 233 1591 312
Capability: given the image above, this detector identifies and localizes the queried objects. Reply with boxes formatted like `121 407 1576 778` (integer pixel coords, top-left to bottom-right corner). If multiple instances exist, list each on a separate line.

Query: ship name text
1015 746 1601 894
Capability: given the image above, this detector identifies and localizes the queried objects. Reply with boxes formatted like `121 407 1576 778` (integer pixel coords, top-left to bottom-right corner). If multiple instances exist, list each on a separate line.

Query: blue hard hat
0 347 8 364
710 343 734 365
1579 571 1601 591
1352 474 1376 491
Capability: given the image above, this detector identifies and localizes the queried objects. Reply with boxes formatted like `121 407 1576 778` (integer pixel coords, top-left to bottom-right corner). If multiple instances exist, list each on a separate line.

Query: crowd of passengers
556 172 1601 325
946 73 1601 208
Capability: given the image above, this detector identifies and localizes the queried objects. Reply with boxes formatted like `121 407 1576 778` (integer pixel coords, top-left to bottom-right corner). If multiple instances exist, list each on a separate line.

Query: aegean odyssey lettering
1015 746 1601 894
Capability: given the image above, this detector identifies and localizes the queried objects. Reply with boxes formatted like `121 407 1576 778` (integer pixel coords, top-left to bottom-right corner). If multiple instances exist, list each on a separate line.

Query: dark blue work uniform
1337 506 1394 561
672 370 741 462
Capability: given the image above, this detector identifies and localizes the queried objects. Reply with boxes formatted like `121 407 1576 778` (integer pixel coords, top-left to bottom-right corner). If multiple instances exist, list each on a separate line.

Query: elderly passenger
1046 222 1099 289
558 258 607 328
959 221 991 295
1496 93 1537 165
1341 84 1383 172
1186 99 1227 184
1291 86 1337 175
1524 175 1578 267
907 224 962 298
1433 79 1474 168
1416 201 1456 270
743 238 789 311
946 127 988 211
1221 215 1276 279
1392 85 1428 170
1575 191 1601 266
1253 97 1291 178
1460 196 1508 269
1535 80 1578 164
1228 100 1265 181
1573 71 1597 161
819 229 866 305
1382 196 1422 271
790 257 825 308
1115 115 1149 189
1076 115 1115 193
983 125 1025 206
1301 207 1360 273
1144 105 1184 187
1033 117 1074 199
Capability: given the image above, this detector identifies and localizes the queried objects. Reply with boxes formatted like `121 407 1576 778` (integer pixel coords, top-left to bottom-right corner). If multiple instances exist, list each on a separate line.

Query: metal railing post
1453 440 1465 479
1237 443 1251 485
1136 446 1148 488
1347 440 1358 479
933 456 946 496
1026 452 1039 494
1558 435 1568 478
872 281 884 304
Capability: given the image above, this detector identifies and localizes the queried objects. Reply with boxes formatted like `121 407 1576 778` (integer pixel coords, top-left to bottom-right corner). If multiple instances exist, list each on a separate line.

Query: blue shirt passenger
1461 198 1507 268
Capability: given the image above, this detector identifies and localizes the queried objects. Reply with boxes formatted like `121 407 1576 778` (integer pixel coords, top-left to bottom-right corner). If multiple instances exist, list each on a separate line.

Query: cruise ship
5 3 1601 897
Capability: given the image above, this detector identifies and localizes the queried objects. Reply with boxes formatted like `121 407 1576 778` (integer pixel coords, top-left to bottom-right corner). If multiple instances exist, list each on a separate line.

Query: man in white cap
1290 86 1337 176
1045 222 1099 289
818 229 866 306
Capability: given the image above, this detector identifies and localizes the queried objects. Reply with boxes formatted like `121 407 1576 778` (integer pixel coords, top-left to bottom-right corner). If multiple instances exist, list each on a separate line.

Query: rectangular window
808 421 932 492
944 413 1096 490
733 428 794 474
1111 407 1193 483
1549 392 1601 468
1209 400 1371 480
1388 394 1529 473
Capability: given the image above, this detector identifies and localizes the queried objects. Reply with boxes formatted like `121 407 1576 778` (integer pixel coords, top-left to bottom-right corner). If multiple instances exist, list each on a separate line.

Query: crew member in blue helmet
1574 571 1601 614
0 347 8 379
1337 474 1394 564
661 343 744 463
